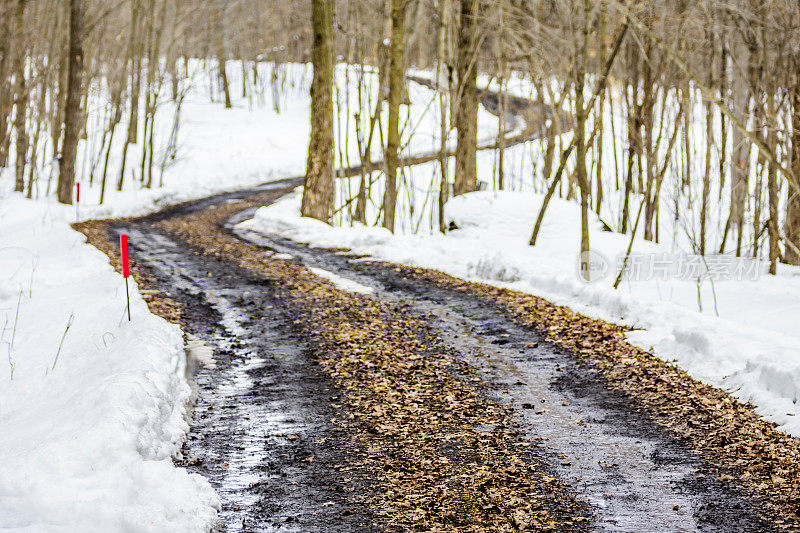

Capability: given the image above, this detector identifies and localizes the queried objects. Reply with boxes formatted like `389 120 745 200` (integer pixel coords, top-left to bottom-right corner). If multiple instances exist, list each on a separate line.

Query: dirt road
75 176 800 532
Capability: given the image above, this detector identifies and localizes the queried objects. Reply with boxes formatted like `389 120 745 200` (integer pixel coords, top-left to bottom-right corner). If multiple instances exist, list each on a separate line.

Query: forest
3 0 800 274
4 1 800 531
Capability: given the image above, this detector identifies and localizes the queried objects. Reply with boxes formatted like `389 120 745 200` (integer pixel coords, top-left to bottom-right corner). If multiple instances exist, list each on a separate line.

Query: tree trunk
642 63 656 241
381 0 406 233
764 43 779 271
729 43 750 257
594 5 606 215
49 7 67 165
301 0 335 222
718 27 728 201
787 78 800 265
576 0 590 281
497 74 506 190
56 0 83 205
767 151 779 273
216 0 232 109
0 1 13 168
436 0 451 233
117 0 140 191
453 0 478 196
127 0 140 144
140 0 155 187
12 0 27 192
621 41 640 234
700 99 713 256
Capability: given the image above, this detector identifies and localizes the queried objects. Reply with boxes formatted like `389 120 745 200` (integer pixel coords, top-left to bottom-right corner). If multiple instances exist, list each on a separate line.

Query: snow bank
0 196 219 532
241 189 800 437
0 62 316 531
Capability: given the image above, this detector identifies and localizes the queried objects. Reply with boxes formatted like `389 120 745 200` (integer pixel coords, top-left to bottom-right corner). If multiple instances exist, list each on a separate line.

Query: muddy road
73 174 800 532
235 224 767 532
73 68 797 533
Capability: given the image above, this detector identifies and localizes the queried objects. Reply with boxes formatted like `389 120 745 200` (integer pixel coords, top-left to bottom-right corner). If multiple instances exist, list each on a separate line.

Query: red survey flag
120 234 129 278
76 182 80 203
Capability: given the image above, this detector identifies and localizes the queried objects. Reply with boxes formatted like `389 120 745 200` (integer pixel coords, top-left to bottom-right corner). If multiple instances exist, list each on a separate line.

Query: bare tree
574 0 591 280
56 0 83 204
215 0 232 109
436 0 452 233
381 0 407 232
0 1 11 167
301 0 335 222
453 0 478 196
11 0 26 192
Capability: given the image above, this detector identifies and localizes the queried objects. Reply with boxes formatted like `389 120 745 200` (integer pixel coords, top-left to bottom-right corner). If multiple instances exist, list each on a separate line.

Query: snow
0 197 219 531
308 267 375 294
0 62 318 532
240 186 800 438
66 63 315 220
3 55 800 530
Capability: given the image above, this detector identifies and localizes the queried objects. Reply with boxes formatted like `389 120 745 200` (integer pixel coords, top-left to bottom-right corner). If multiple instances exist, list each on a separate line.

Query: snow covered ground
0 62 319 532
3 56 800 531
64 62 315 220
0 198 219 531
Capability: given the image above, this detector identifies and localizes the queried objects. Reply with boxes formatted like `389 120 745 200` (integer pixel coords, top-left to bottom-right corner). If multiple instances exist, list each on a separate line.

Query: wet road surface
91 176 772 531
235 219 769 532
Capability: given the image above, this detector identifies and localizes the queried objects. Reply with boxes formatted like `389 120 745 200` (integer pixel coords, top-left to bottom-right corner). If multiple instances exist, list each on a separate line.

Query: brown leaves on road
396 265 800 529
154 199 591 531
291 282 590 531
76 192 591 531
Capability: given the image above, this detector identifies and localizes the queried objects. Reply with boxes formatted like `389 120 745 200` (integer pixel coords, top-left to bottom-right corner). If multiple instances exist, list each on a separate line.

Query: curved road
74 178 773 532
73 80 792 531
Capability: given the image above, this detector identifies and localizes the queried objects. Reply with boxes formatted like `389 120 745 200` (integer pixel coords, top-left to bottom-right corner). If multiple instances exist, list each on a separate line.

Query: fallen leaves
147 198 592 531
396 264 800 527
82 185 800 529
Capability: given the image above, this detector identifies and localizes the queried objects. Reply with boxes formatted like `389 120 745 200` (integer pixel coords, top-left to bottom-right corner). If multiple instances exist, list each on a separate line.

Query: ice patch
308 267 375 294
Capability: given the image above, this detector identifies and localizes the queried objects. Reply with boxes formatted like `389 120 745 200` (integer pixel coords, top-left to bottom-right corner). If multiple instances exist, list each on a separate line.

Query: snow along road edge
0 196 220 532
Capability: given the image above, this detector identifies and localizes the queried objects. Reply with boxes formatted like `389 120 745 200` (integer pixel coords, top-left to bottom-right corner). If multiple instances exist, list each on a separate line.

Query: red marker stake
75 182 80 221
120 233 131 321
